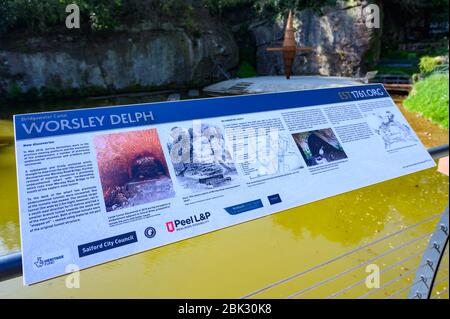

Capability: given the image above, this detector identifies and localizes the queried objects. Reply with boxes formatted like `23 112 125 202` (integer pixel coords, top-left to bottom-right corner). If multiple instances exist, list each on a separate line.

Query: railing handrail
428 144 449 160
0 252 21 282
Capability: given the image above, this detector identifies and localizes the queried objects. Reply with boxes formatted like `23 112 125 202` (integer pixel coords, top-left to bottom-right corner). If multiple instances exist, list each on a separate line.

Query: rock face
0 1 382 96
0 5 238 96
251 1 381 77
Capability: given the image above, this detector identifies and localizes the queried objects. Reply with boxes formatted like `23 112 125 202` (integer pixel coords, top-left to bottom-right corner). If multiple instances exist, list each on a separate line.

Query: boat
203 75 365 96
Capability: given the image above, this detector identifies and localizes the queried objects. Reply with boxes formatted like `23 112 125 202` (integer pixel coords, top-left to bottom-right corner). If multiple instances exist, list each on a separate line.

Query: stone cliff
0 0 381 98
0 3 238 97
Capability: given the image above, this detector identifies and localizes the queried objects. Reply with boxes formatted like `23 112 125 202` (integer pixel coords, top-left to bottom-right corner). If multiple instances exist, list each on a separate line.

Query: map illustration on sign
366 111 418 149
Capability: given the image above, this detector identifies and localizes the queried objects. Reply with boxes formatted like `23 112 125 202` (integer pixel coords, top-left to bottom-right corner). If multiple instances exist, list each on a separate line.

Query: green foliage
82 0 123 31
381 51 418 60
4 0 64 34
207 0 338 15
154 0 192 15
0 0 16 35
207 0 254 13
419 56 443 74
237 61 258 78
256 0 338 14
427 46 450 57
0 0 206 36
382 46 449 61
404 74 449 128
387 0 449 11
374 65 418 76
0 0 123 35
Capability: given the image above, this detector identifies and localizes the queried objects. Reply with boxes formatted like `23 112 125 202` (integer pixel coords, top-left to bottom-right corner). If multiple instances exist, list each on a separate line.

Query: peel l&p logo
166 212 211 233
166 221 175 232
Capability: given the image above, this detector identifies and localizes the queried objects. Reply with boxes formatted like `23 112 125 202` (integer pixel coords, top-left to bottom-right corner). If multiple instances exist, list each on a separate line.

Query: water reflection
0 90 204 121
0 222 20 256
271 167 449 246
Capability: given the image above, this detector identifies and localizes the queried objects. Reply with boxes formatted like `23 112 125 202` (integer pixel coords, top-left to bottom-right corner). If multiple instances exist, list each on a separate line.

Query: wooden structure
266 10 313 79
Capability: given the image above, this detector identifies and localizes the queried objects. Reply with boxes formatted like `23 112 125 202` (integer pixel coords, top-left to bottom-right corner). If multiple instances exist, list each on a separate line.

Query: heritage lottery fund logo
34 255 64 268
166 212 211 232
144 226 157 239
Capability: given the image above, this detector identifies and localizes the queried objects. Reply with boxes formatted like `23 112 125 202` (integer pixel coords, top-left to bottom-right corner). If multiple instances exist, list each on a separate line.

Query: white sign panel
13 84 435 284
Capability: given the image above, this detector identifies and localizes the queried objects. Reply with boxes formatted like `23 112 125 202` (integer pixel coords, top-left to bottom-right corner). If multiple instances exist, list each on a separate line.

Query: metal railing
428 144 450 160
241 214 440 299
0 144 449 296
407 206 449 299
240 144 449 299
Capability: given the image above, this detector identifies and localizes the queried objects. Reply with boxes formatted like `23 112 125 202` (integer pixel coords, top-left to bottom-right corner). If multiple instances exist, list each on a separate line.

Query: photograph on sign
166 123 239 193
292 128 348 167
94 128 174 212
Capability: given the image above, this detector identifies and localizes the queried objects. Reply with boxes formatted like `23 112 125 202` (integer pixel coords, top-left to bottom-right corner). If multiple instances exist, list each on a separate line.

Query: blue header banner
14 84 388 141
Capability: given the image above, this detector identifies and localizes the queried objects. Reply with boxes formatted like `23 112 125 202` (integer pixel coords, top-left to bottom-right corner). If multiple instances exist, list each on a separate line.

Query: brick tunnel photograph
93 128 175 212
